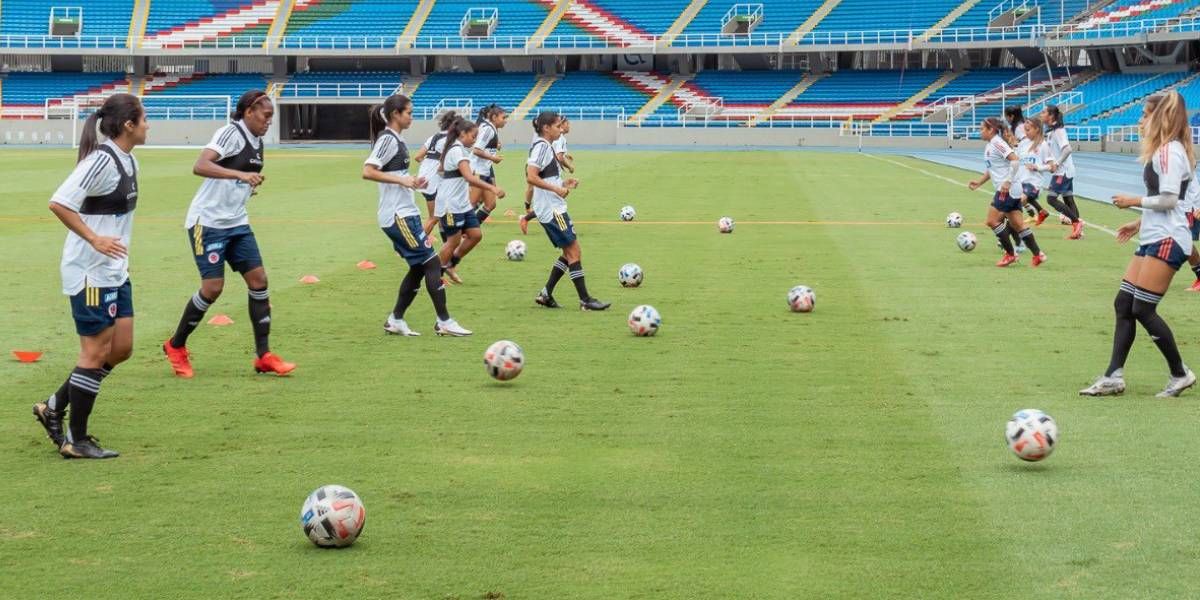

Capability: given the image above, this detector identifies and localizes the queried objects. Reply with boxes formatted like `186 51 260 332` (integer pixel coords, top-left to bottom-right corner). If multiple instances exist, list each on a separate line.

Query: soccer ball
619 206 636 221
628 305 661 336
300 485 366 548
505 240 526 261
718 217 735 233
787 285 815 313
1005 408 1058 462
484 340 524 381
946 212 963 228
956 231 977 252
1059 214 1072 225
618 263 643 288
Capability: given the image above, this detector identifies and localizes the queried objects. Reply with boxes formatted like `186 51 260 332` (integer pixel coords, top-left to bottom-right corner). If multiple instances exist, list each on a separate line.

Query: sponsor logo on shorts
205 242 225 251
103 291 118 303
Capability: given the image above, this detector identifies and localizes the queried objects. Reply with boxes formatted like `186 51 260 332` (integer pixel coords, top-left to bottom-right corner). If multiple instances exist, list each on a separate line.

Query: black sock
1027 197 1045 214
67 367 102 442
1018 228 1041 254
524 210 535 221
450 254 462 268
422 258 450 321
1046 195 1077 223
569 261 590 300
993 223 1014 254
1008 224 1022 247
248 288 271 358
48 377 71 411
1191 262 1200 281
392 265 424 320
476 205 492 223
1131 286 1186 377
545 257 568 295
1063 195 1081 222
170 291 213 348
1106 282 1136 377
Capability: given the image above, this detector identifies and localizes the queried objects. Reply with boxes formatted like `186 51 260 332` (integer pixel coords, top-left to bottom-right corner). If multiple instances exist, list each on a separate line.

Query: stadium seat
0 0 134 47
282 0 419 48
410 72 537 116
0 72 129 118
142 0 277 48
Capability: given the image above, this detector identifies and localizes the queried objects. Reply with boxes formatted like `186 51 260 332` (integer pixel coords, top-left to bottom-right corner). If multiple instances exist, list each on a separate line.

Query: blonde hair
1024 117 1045 145
1140 91 1195 169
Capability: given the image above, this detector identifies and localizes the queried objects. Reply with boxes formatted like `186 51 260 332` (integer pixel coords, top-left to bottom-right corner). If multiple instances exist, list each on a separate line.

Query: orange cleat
996 253 1018 268
1031 252 1047 267
1068 220 1084 239
254 352 296 376
1188 279 1200 292
1036 210 1048 226
163 339 194 379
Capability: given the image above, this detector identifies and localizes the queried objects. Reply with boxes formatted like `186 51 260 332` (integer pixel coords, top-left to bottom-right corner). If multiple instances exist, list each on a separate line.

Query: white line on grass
864 153 1118 238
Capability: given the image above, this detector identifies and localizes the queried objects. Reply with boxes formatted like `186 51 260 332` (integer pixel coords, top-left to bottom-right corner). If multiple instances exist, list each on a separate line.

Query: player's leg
1129 249 1193 396
240 265 294 376
58 322 119 459
453 225 483 263
1082 257 1144 396
1186 216 1200 291
165 226 227 377
439 215 464 283
555 215 609 311
987 205 1015 266
1007 210 1045 265
475 186 497 224
519 187 534 235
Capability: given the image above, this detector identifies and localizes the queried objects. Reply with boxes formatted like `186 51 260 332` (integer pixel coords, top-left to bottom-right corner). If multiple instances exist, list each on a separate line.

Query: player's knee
1131 298 1158 320
110 343 133 365
202 279 225 299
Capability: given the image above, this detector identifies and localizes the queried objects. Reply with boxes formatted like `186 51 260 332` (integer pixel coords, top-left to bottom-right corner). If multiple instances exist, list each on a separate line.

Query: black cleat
59 436 119 460
535 292 560 308
580 297 611 311
33 401 65 447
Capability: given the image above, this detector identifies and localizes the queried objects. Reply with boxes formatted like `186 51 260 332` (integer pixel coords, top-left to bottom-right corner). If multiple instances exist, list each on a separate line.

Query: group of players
971 92 1198 398
32 89 607 459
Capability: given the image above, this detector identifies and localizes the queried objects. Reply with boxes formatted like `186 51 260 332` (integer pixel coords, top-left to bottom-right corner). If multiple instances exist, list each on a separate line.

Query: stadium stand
281 0 419 48
680 0 823 39
0 0 134 46
409 72 536 115
141 0 298 48
533 71 654 120
1073 0 1193 30
547 0 655 46
279 71 405 97
142 72 270 97
1068 71 1189 123
418 0 560 44
1 72 129 118
817 0 968 32
1085 71 1200 128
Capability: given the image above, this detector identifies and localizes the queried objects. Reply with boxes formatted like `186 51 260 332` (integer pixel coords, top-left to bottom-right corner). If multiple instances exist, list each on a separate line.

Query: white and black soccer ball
300 485 366 548
618 263 643 288
717 217 735 233
484 340 524 381
787 285 815 313
505 240 526 261
628 305 661 336
1005 408 1058 462
619 205 636 221
956 231 977 252
946 212 963 228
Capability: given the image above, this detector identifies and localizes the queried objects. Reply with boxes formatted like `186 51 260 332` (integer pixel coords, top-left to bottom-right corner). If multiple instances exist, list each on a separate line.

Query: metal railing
722 4 764 30
278 82 402 98
1107 126 1200 144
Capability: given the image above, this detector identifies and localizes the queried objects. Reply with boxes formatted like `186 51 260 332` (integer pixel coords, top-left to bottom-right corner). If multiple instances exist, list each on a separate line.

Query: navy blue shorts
383 215 436 267
1049 175 1073 196
439 210 480 238
1135 238 1188 270
992 191 1022 213
478 173 495 185
189 225 263 280
421 192 436 203
1189 213 1200 241
541 212 577 248
70 279 133 336
1021 183 1040 203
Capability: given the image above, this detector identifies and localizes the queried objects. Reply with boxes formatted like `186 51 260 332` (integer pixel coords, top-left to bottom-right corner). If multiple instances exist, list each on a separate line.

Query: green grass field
3 148 1200 599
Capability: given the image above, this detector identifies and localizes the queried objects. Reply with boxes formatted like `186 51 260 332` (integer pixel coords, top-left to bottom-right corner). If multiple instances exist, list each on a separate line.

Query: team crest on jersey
103 291 118 303
208 252 220 264
107 303 118 318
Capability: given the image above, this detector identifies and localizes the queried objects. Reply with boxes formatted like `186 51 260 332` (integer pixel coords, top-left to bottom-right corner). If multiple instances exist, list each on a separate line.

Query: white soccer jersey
417 131 446 195
50 141 138 295
184 120 262 229
1017 138 1052 191
552 135 567 156
1139 141 1192 250
984 136 1017 193
436 142 472 216
1013 122 1027 142
528 137 567 223
364 128 419 226
471 121 498 175
1047 126 1076 178
1183 166 1200 213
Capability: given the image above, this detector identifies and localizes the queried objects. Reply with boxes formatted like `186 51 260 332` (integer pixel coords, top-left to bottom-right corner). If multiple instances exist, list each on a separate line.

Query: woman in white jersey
519 116 574 234
1181 167 1200 292
527 112 610 311
438 116 505 284
468 104 507 224
363 95 471 337
968 117 1047 268
1016 117 1053 225
34 94 147 459
1041 105 1084 239
411 110 458 235
1082 92 1195 398
162 90 295 378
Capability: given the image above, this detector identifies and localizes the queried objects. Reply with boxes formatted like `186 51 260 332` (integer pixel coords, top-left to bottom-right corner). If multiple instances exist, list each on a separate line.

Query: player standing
1042 105 1084 239
438 117 504 283
968 117 1047 268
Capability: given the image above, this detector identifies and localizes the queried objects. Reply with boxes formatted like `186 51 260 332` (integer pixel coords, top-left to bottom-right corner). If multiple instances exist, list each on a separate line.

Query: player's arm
48 203 126 259
556 151 575 173
193 148 263 186
526 164 570 197
968 170 990 190
471 146 502 164
412 146 427 163
460 159 503 197
361 164 423 189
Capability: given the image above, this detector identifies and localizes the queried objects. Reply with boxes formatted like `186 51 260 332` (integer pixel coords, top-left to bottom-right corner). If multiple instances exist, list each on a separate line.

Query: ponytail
368 104 387 142
367 94 412 142
1044 105 1063 129
78 93 143 163
532 111 560 137
441 117 476 173
231 89 270 121
437 110 458 131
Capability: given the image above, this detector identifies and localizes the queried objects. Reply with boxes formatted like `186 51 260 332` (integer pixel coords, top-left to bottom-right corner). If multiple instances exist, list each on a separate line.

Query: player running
438 116 504 284
1016 117 1053 225
363 95 471 337
1082 92 1195 397
34 93 147 459
1042 105 1084 239
412 110 457 235
527 111 610 311
163 90 296 378
1183 166 1200 292
469 104 507 224
968 117 1047 268
520 116 574 235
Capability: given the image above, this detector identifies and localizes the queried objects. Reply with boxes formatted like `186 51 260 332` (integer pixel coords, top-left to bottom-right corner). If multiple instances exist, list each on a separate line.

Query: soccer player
1016 117 1052 225
363 95 471 337
1183 169 1200 292
412 110 457 235
162 90 296 378
438 116 505 284
1042 105 1084 239
968 117 1047 268
1082 92 1195 397
34 93 147 459
519 116 573 235
527 111 610 311
469 104 507 224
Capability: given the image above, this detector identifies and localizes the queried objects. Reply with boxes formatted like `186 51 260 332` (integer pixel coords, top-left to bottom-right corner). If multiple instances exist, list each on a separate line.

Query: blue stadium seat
681 0 823 42
1068 71 1188 123
1 72 128 107
283 0 418 48
280 71 404 97
143 73 270 98
534 71 653 119
1 0 134 46
410 72 536 115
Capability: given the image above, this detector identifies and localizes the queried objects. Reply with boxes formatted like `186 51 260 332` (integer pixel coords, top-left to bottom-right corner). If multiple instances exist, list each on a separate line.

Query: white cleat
434 318 472 337
1156 368 1196 398
384 315 420 336
1079 371 1126 396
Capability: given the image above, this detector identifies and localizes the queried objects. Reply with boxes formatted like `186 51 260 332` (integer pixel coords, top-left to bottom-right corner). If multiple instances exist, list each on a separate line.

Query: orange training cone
207 314 234 326
12 351 43 363
300 275 320 284
356 260 377 270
